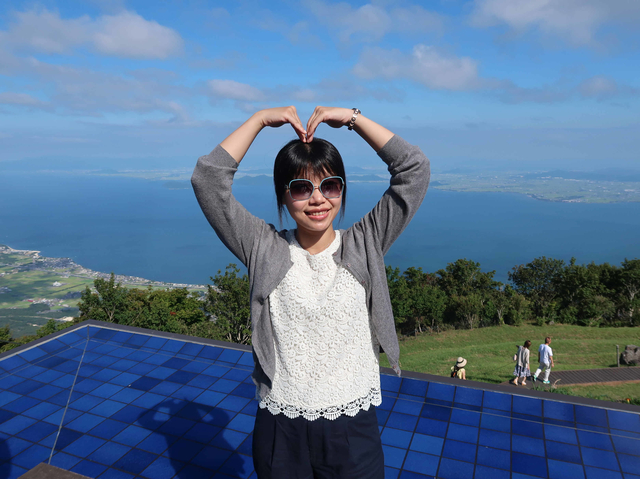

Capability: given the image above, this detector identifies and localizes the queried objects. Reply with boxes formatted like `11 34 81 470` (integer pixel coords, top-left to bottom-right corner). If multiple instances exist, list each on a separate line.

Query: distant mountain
523 169 640 182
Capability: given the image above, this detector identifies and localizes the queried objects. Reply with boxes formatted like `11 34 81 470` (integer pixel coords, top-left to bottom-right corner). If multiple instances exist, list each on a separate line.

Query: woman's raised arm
305 106 394 152
221 106 307 163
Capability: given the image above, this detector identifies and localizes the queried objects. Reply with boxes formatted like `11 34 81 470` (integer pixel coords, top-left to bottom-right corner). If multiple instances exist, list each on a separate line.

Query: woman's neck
295 227 336 255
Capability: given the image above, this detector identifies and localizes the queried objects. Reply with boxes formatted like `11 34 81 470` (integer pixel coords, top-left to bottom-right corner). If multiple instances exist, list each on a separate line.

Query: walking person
532 337 554 384
511 340 531 386
191 105 429 478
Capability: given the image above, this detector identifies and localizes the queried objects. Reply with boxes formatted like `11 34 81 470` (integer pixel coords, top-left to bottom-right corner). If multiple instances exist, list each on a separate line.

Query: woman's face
283 172 342 237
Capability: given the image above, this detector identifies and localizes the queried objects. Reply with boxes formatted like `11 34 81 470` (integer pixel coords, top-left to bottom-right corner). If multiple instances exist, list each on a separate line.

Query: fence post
617 345 620 367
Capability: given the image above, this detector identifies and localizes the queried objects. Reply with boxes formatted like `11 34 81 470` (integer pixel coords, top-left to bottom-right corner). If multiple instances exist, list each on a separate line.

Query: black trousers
252 406 385 479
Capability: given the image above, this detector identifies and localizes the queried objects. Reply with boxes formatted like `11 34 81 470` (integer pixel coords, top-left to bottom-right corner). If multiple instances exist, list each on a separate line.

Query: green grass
554 383 640 404
380 324 640 401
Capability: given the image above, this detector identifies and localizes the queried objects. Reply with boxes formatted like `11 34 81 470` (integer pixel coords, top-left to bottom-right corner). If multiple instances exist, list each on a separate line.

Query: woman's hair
524 340 532 349
273 137 347 223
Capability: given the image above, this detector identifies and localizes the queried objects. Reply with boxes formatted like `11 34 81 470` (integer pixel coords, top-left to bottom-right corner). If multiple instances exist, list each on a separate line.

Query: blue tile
386 412 418 432
64 434 106 457
0 415 37 435
222 368 252 382
218 349 243 364
140 455 185 479
584 466 623 479
92 399 127 418
421 403 451 422
513 418 544 439
575 406 608 427
548 459 584 479
382 445 407 469
91 383 124 399
400 378 428 398
446 423 478 444
2 436 32 459
381 427 413 449
130 376 162 391
384 466 400 479
477 445 510 470
41 427 83 450
479 428 511 451
198 345 223 361
67 413 105 433
173 385 206 402
75 378 103 394
546 441 582 464
480 412 510 432
132 392 167 409
426 382 454 402
71 394 105 412
438 457 475 479
581 446 620 471
158 416 196 436
512 434 546 457
192 445 233 470
13 444 54 469
511 452 548 478
210 428 248 451
612 435 640 456
16 421 57 442
513 396 542 417
110 388 144 404
162 357 190 370
544 401 575 422
402 450 439 476
219 451 254 478
137 431 178 454
415 417 448 438
89 442 131 465
22 402 61 420
451 408 481 427
110 372 142 386
71 460 108 478
4 395 40 413
184 422 223 444
193 391 226 410
178 464 213 479
142 336 167 350
544 424 577 444
578 430 613 450
113 425 152 446
391 398 424 417
114 448 158 474
89 418 129 439
443 439 476 460
454 387 483 407
165 438 204 462
474 465 510 479
0 391 22 408
609 410 640 433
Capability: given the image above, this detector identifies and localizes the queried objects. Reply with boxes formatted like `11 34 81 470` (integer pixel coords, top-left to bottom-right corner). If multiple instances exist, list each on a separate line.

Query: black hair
273 137 347 223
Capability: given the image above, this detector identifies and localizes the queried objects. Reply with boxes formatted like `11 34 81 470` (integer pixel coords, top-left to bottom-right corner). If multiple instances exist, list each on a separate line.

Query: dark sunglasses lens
320 179 343 198
289 181 313 200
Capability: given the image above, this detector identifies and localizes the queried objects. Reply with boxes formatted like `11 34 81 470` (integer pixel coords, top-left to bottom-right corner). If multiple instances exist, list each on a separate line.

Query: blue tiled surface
1 323 639 479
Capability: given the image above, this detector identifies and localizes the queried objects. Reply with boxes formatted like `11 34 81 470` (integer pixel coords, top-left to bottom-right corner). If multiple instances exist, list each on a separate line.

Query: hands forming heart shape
257 106 355 143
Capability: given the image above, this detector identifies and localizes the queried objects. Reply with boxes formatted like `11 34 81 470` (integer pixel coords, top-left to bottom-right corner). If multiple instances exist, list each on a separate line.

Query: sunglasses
286 176 344 201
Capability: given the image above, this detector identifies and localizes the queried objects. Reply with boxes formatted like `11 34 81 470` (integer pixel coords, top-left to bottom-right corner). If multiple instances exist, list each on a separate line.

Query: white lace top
260 230 382 421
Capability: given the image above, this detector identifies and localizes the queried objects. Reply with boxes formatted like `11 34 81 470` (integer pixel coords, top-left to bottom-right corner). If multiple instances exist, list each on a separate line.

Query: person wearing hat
451 357 467 379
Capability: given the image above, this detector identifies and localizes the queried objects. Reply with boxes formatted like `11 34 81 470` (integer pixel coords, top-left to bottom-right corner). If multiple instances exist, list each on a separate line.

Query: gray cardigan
191 135 430 399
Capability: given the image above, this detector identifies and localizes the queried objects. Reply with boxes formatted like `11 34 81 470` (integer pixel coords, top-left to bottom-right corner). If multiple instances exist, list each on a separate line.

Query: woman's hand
257 106 307 142
305 106 354 142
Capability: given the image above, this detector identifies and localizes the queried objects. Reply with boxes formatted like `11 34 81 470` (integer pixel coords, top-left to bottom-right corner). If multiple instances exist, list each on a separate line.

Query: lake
1 172 639 285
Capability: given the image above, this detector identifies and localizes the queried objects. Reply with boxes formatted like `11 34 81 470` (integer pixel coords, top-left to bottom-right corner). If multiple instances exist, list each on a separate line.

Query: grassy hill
381 323 640 403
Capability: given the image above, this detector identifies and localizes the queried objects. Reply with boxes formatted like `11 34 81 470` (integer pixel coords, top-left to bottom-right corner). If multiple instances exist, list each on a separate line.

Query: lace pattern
260 388 382 421
265 230 381 421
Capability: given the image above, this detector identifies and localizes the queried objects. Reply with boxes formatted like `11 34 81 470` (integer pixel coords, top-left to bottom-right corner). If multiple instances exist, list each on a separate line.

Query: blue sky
0 0 639 170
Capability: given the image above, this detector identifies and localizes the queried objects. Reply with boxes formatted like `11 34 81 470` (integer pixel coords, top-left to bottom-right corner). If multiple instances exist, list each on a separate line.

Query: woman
192 106 429 478
512 340 532 386
451 357 467 379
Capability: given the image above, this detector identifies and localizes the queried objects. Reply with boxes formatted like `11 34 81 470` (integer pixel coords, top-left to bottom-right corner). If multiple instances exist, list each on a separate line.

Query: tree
618 259 640 325
509 256 565 322
205 264 251 345
451 293 484 330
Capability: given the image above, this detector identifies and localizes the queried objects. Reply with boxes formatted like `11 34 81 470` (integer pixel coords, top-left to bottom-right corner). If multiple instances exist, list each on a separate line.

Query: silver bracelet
347 108 360 130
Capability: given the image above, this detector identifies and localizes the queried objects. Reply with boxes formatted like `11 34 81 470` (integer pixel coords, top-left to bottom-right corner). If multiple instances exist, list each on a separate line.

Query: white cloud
208 80 266 102
92 11 183 59
470 0 640 47
0 92 49 107
0 8 183 59
353 45 480 90
303 0 443 43
578 76 639 100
